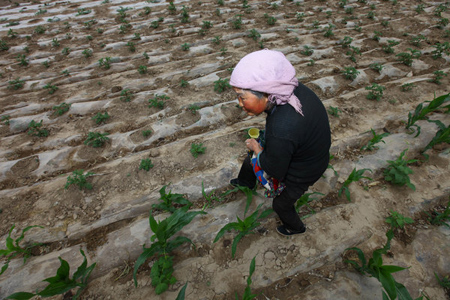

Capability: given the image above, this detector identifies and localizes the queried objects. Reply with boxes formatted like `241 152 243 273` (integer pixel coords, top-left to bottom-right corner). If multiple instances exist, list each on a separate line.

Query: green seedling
120 88 133 102
139 6 151 16
0 40 9 51
28 120 49 137
248 29 260 41
77 8 91 15
139 158 154 171
6 21 20 26
152 184 192 213
126 41 135 52
231 15 242 29
132 33 141 41
366 83 385 101
296 12 305 22
201 181 223 209
415 4 424 13
181 43 190 51
384 149 417 190
214 78 231 93
84 132 109 147
381 20 389 27
190 143 206 158
342 67 360 80
311 20 320 29
51 38 60 47
6 249 96 300
23 46 30 54
437 17 449 29
327 106 341 118
295 192 324 215
180 5 190 23
82 49 92 58
214 203 273 258
212 36 222 45
435 3 448 17
62 47 70 55
396 52 414 66
410 34 426 47
137 65 147 74
385 210 413 230
167 2 176 14
86 35 93 41
346 46 361 62
422 120 450 158
369 63 383 73
149 94 168 109
345 7 354 14
345 230 415 300
435 272 450 288
17 54 28 66
264 14 277 25
0 224 43 276
65 169 94 190
235 257 258 300
323 24 335 38
367 10 375 20
372 31 382 42
338 168 372 201
327 154 338 177
133 206 205 292
360 129 389 151
42 60 50 68
432 42 450 60
202 20 212 30
401 83 415 92
52 103 71 116
99 57 112 69
97 28 104 34
143 51 149 59
188 104 200 114
429 70 447 85
142 130 152 137
340 36 353 48
8 78 25 90
92 112 110 124
220 47 228 56
34 25 46 34
300 45 314 56
180 79 189 88
7 29 18 38
382 40 400 54
406 93 450 137
427 201 450 228
43 84 58 94
307 59 315 66
1 115 11 125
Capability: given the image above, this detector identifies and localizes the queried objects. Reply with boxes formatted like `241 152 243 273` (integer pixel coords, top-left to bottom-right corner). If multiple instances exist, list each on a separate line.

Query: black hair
246 89 267 99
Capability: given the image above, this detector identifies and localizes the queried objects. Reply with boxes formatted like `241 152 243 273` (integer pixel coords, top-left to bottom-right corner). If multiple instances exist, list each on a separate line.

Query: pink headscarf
230 49 303 115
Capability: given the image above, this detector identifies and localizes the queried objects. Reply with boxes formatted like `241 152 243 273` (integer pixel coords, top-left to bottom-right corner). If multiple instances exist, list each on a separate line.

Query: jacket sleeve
258 133 296 181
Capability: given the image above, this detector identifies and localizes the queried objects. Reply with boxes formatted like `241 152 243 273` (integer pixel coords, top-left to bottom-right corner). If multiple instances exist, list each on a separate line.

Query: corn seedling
190 143 206 158
6 249 96 300
422 120 450 158
383 149 417 190
345 230 415 300
143 51 149 59
52 103 71 116
235 257 257 300
361 129 389 151
338 168 372 201
382 40 400 54
6 21 20 27
149 94 168 109
180 5 190 23
381 20 389 27
61 69 69 76
427 201 450 228
435 272 450 289
214 78 231 93
432 42 450 60
212 36 222 45
295 192 324 215
1 115 10 125
16 54 28 66
43 83 58 94
28 120 49 137
92 112 110 124
201 181 223 209
151 18 163 29
65 169 94 190
139 158 154 171
396 52 414 66
84 132 109 147
406 93 450 137
223 185 258 216
23 46 30 54
385 210 413 230
346 46 360 62
307 59 315 66
0 224 43 276
62 47 70 55
180 79 189 88
341 67 359 80
367 10 375 19
366 83 385 101
99 57 111 69
152 185 192 213
8 78 25 90
327 106 341 118
435 3 448 17
401 83 415 92
214 203 272 258
133 206 205 294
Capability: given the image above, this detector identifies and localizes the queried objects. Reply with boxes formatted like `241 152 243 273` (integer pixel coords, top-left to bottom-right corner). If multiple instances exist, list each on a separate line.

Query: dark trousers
237 156 307 232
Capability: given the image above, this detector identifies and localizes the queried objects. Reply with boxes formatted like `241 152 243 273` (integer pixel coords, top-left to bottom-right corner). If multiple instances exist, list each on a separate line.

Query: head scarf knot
230 49 303 115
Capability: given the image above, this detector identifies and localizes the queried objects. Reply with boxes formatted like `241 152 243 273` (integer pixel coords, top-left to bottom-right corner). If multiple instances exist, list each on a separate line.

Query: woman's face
233 87 268 116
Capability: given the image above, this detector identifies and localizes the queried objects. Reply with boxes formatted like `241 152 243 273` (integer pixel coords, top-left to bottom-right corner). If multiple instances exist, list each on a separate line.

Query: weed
77 8 92 15
384 149 417 190
43 83 58 94
28 120 49 137
427 201 450 227
8 78 25 90
295 192 323 215
1 115 10 125
338 168 372 201
65 169 94 190
214 78 231 93
34 25 46 34
16 54 28 66
248 29 260 41
214 203 272 258
327 106 341 118
0 224 43 276
149 94 168 109
142 130 152 137
190 143 206 158
385 210 413 230
365 83 385 101
382 40 400 54
52 103 71 116
181 43 190 51
341 67 360 80
231 15 242 29
139 158 154 171
62 47 71 55
401 83 415 92
99 57 112 69
361 129 389 151
84 132 110 147
422 120 450 157
369 63 383 73
7 249 96 299
133 206 205 294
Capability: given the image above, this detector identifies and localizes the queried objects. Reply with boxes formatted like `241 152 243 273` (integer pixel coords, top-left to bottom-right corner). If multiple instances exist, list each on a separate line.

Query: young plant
98 57 112 69
341 67 360 80
62 47 70 55
1 115 10 125
213 203 272 258
142 130 152 137
6 249 96 300
180 79 189 88
346 46 361 62
214 78 231 93
327 106 341 118
92 112 110 124
133 207 205 294
7 29 18 38
139 158 154 171
0 40 9 51
401 83 415 92
300 45 314 56
82 49 92 58
120 88 133 102
43 83 58 94
0 224 43 276
152 185 192 213
52 103 71 116
231 15 242 29
65 169 94 190
396 52 413 66
431 42 450 59
427 201 450 227
295 192 324 215
410 34 426 47
190 143 206 158
383 149 417 190
180 5 190 23
366 83 385 101
149 94 169 109
360 129 389 151
212 36 222 45
28 120 49 137
338 168 372 201
369 63 383 73
248 29 261 41
84 132 110 147
340 36 353 48
138 65 147 74
8 78 25 90
385 210 413 230
429 70 447 85
323 24 335 38
422 120 450 158
188 104 200 114
235 257 257 300
17 54 29 66
435 272 450 288
168 2 176 14
382 40 400 54
34 25 46 34
201 181 223 209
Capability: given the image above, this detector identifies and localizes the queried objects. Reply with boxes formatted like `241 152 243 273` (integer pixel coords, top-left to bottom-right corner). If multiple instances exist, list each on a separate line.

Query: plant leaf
175 283 188 300
5 292 36 300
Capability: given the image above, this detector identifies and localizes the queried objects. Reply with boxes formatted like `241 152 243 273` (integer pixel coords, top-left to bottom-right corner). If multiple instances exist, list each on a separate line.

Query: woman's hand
245 139 262 155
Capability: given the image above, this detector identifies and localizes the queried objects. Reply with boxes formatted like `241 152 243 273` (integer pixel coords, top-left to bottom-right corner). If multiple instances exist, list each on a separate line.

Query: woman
229 49 331 236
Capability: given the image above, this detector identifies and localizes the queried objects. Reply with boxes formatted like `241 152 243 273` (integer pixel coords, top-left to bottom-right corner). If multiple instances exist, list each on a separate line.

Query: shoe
276 225 306 236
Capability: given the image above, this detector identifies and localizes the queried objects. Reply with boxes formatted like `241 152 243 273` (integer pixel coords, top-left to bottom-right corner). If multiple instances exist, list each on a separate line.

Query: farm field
0 0 450 299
